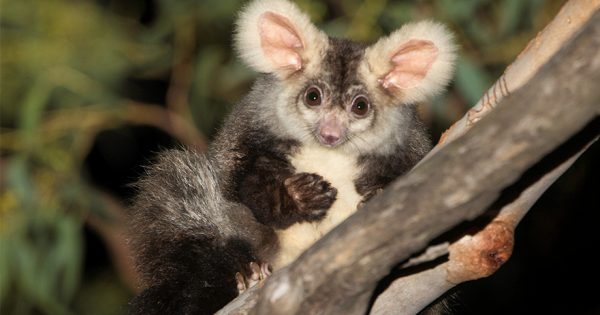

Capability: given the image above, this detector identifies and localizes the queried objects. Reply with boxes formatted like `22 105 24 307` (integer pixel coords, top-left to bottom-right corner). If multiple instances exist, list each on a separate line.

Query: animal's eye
351 95 370 117
304 86 322 107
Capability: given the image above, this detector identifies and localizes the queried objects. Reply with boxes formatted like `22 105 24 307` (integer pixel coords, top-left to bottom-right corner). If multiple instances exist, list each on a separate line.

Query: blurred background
1 0 598 314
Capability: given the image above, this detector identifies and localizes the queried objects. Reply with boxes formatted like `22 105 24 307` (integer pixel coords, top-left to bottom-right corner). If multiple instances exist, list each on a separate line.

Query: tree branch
218 7 600 314
122 101 207 151
371 133 597 315
370 1 600 312
432 0 600 152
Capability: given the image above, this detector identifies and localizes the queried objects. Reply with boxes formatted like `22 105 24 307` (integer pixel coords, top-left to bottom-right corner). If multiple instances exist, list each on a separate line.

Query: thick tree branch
218 8 600 314
370 1 600 312
371 133 597 315
431 0 600 152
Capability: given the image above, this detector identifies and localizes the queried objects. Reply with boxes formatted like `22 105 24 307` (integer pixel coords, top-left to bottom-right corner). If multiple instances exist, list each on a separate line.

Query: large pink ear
235 0 328 78
364 21 456 103
258 12 303 72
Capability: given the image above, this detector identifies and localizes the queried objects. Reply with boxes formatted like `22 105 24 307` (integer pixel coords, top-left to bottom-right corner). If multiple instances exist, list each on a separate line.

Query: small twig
123 102 207 151
0 101 208 153
371 264 452 315
399 242 450 269
86 191 141 293
166 18 197 118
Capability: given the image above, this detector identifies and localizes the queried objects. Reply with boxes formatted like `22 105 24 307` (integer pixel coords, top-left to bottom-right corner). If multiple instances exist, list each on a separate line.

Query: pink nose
321 134 339 145
318 114 345 146
319 128 341 145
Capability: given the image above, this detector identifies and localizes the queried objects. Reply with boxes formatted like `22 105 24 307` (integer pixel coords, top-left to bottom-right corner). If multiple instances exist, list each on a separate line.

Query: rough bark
371 135 597 315
431 0 600 152
218 7 600 314
370 1 600 313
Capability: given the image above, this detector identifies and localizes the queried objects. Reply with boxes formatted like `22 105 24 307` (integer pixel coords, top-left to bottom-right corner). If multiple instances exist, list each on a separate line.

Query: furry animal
128 0 456 314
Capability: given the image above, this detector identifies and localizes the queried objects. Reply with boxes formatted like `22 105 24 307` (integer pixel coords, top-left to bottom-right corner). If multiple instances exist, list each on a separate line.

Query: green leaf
19 79 53 149
455 56 493 106
437 0 489 21
189 47 229 137
499 0 527 36
0 235 11 303
6 156 35 212
379 3 415 31
55 216 82 301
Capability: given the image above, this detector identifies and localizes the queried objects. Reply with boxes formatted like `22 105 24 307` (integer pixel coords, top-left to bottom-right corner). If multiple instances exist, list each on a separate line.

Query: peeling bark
446 220 514 283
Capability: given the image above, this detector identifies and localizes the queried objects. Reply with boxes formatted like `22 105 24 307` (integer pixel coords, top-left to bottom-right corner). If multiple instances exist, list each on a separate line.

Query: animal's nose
319 128 341 145
318 113 346 146
321 134 340 145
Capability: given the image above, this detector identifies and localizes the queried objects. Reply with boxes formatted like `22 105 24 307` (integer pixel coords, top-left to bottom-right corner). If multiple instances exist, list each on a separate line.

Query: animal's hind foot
236 262 272 294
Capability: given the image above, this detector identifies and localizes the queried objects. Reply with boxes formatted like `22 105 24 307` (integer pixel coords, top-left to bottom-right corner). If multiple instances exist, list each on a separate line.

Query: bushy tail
128 149 274 315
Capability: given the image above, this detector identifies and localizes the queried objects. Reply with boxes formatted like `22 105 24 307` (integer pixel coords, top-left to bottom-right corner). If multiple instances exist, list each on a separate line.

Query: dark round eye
351 96 370 117
304 86 322 107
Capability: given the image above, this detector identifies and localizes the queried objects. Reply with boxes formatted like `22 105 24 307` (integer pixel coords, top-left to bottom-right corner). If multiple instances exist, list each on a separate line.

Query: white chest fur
273 145 362 269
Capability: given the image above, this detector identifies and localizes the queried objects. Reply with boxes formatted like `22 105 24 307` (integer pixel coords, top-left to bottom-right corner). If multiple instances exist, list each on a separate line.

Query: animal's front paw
236 262 272 295
284 172 337 221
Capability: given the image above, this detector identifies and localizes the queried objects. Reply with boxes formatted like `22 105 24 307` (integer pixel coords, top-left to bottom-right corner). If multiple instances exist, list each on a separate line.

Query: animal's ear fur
234 0 328 78
364 21 456 103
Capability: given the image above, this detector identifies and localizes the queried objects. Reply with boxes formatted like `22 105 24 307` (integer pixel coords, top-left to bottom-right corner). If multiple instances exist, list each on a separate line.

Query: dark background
1 0 598 314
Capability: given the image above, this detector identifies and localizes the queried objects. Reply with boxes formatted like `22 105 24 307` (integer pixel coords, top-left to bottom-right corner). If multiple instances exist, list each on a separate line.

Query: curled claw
236 262 272 295
358 187 384 209
235 272 247 293
260 261 272 278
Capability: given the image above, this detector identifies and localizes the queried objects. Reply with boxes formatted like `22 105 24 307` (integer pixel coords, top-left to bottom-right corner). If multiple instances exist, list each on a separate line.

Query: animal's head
235 0 456 153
